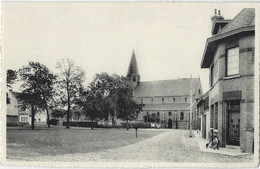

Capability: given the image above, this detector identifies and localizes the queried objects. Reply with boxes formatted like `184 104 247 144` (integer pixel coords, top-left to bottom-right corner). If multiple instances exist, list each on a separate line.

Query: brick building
200 8 255 152
127 51 202 129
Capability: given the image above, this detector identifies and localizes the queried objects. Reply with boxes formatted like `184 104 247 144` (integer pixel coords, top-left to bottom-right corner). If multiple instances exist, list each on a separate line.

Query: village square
3 3 257 165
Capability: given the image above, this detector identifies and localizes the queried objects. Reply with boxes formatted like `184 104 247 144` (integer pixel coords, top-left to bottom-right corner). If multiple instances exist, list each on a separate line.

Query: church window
133 76 136 82
169 112 172 116
185 97 187 102
173 98 175 103
162 98 164 104
141 99 143 104
180 112 184 120
157 112 160 117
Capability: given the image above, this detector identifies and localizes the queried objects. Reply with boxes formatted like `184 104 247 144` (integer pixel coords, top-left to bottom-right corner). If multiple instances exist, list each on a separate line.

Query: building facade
127 51 202 129
6 90 47 126
200 8 255 153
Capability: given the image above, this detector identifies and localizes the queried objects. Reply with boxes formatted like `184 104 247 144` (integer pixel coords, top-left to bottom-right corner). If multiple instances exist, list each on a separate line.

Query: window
180 112 184 120
21 117 28 122
185 97 187 102
173 98 175 103
141 99 143 104
38 118 41 122
210 64 214 86
227 47 239 76
169 112 172 116
151 98 153 104
162 98 164 104
210 62 219 87
214 103 218 129
133 76 136 82
210 105 214 128
157 112 160 117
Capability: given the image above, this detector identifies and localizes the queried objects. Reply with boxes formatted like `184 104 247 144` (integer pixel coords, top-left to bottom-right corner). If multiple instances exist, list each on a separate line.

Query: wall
208 34 254 153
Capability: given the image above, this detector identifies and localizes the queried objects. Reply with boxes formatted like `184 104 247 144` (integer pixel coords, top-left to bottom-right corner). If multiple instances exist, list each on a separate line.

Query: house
6 90 47 126
197 91 210 139
127 51 202 129
200 8 255 153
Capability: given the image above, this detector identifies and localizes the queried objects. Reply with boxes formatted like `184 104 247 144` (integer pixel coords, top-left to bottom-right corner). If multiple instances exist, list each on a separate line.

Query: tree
19 62 56 129
56 58 85 129
88 73 142 129
114 77 142 130
51 109 66 119
6 69 17 104
7 69 17 88
76 89 104 129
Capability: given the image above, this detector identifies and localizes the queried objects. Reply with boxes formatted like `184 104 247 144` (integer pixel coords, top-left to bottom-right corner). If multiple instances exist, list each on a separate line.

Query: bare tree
56 58 85 129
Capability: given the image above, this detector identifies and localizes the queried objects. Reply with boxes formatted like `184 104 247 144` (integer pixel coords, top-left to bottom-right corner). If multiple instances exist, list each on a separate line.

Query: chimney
211 9 224 23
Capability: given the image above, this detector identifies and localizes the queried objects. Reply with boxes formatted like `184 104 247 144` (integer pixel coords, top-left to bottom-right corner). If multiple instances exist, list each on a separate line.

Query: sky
2 2 252 92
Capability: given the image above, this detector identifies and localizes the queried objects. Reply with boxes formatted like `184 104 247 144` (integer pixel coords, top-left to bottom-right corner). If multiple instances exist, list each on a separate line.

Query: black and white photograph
1 2 259 168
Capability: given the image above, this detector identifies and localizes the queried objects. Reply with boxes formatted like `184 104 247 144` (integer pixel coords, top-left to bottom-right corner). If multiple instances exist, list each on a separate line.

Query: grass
6 126 165 159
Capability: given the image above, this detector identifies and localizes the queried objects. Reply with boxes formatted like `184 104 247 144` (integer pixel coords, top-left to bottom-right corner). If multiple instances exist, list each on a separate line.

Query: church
127 51 203 129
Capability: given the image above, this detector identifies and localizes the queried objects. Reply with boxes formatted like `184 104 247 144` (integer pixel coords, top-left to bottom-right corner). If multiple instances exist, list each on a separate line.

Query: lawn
6 126 165 159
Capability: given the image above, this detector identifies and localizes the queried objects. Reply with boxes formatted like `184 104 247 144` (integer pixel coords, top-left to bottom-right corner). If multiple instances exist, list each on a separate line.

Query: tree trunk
31 105 35 130
66 102 70 129
44 96 50 128
66 82 70 129
91 118 94 130
126 119 129 131
46 105 50 128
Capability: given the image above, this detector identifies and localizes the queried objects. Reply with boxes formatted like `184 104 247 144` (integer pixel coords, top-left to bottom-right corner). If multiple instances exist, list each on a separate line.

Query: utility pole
189 75 192 137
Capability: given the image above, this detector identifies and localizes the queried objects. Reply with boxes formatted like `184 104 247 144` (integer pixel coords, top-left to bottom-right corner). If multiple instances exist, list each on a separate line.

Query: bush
63 121 98 128
49 119 59 125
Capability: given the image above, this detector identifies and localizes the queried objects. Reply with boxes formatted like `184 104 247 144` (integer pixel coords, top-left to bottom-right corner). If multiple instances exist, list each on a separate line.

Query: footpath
193 130 253 160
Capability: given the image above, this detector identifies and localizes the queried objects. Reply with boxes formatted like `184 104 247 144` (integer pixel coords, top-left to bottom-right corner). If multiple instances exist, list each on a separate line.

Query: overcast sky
2 2 252 92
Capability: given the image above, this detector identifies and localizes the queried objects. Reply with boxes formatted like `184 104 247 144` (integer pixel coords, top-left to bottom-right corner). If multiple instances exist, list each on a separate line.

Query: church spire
127 50 140 88
127 50 139 76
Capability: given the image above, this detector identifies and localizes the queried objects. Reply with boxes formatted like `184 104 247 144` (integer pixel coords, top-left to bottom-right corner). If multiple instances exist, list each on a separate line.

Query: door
168 119 172 129
202 114 206 139
227 101 240 145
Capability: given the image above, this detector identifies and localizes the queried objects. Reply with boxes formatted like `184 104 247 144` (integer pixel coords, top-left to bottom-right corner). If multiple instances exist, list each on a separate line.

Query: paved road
17 129 253 163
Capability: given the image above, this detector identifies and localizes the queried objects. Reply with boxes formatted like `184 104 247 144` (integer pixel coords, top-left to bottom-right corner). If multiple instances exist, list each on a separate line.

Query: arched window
151 98 153 104
162 98 164 104
180 112 184 120
157 112 160 117
173 97 175 103
141 99 143 104
185 97 187 102
169 112 172 116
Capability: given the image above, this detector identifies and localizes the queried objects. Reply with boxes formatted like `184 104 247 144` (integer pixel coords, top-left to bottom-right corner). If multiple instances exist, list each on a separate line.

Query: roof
127 50 139 76
142 103 189 111
201 8 255 68
135 78 201 97
211 19 231 35
218 8 255 34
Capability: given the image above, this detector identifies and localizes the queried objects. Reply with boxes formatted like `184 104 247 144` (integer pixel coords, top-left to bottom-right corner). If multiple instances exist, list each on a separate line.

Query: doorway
168 119 172 129
227 100 240 146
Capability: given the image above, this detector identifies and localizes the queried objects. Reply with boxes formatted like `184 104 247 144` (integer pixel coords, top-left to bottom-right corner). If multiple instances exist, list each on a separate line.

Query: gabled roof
201 8 255 68
127 50 139 76
135 78 201 97
218 8 255 35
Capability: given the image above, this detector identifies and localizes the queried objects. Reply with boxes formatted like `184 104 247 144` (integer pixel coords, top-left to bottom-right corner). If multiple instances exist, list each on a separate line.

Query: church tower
127 50 140 88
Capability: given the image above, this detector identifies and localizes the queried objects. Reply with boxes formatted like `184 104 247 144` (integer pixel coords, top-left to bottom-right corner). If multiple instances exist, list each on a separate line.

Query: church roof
127 50 139 76
142 103 189 111
135 78 201 97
